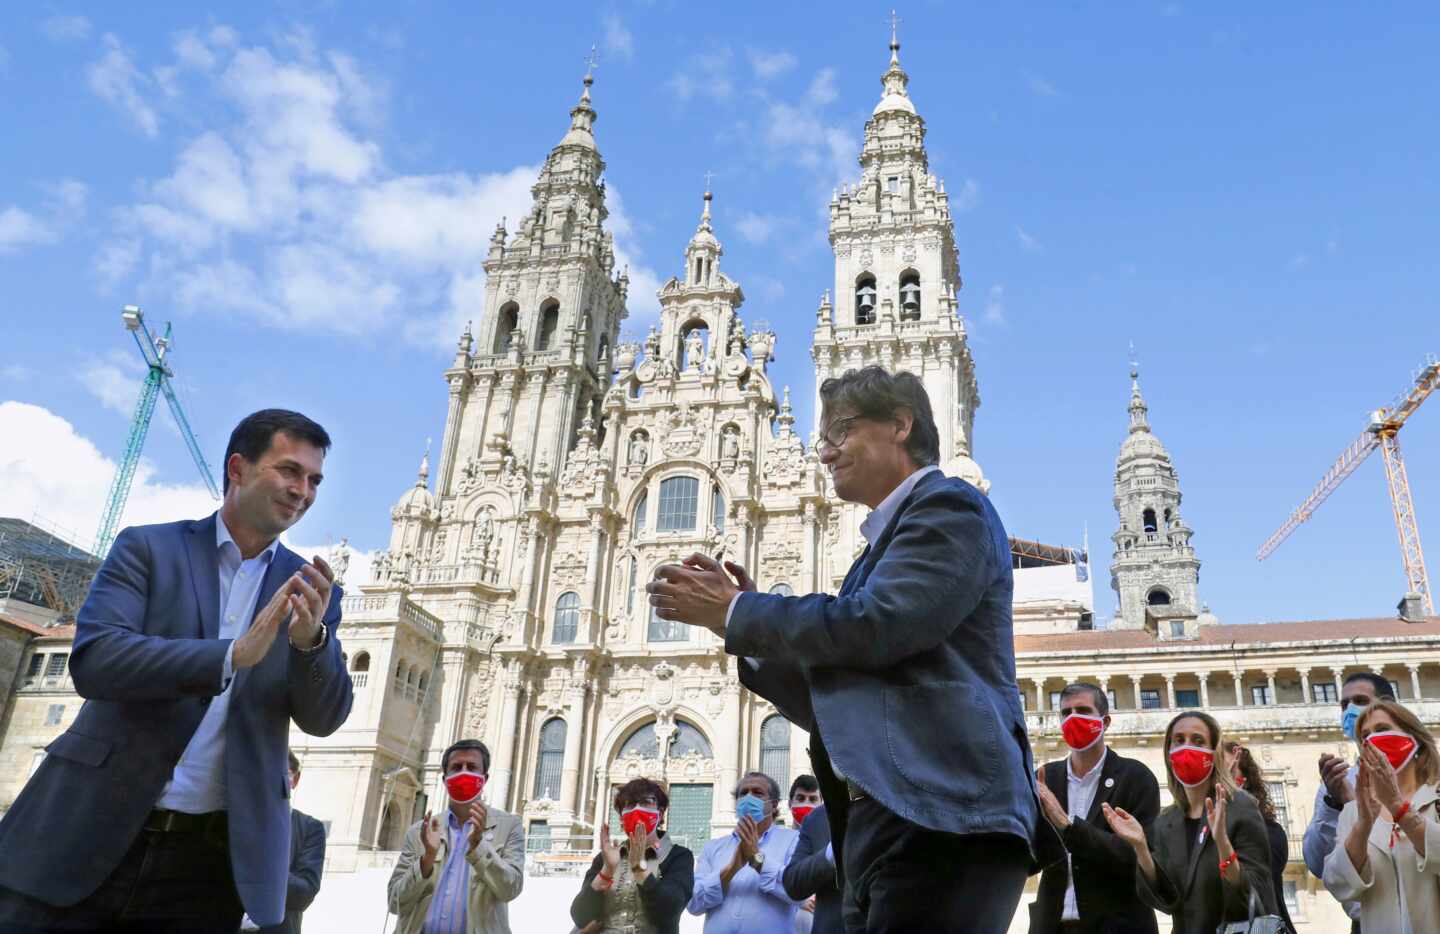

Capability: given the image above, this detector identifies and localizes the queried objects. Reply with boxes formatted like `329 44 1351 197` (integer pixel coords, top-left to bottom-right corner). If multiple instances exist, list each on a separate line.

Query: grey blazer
727 470 1061 866
1137 791 1277 934
0 515 353 927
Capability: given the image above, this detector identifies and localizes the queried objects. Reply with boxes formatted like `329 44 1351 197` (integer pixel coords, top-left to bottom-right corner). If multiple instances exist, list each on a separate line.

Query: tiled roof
0 613 76 640
1016 616 1440 654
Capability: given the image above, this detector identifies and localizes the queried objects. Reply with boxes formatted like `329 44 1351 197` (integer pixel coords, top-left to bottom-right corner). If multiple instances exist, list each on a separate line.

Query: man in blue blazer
649 367 1062 933
0 409 353 932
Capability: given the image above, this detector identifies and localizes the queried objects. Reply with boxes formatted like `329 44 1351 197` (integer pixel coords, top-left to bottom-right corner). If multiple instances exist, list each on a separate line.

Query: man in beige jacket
387 739 525 934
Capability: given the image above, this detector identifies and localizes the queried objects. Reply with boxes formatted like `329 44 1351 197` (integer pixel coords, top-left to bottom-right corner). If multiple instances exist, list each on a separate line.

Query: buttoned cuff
725 592 741 629
221 641 235 691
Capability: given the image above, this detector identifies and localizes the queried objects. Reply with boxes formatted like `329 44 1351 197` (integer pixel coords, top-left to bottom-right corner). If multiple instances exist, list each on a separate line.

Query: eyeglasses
812 415 861 456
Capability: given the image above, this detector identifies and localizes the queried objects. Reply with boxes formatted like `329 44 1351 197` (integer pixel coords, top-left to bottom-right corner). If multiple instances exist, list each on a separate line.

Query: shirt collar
216 511 279 563
859 465 940 544
1067 746 1108 784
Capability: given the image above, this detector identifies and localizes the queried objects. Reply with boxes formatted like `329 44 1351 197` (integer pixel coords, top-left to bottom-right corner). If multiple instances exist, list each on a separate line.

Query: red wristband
1391 802 1414 848
598 870 613 882
1218 852 1238 873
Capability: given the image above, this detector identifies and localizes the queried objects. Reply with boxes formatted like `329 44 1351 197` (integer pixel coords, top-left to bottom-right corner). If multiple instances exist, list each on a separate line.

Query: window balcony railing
350 672 368 689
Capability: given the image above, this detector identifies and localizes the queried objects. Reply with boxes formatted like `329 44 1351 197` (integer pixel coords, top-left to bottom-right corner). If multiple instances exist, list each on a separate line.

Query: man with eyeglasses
1302 671 1396 931
649 366 1060 934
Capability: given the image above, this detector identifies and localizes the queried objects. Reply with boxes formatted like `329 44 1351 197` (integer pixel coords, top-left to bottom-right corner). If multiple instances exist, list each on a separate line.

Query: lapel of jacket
1084 751 1119 825
1045 760 1070 813
838 545 870 596
185 514 222 640
841 469 945 596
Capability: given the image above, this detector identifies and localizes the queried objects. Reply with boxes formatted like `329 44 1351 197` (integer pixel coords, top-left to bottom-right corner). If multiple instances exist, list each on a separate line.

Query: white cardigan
1323 783 1440 934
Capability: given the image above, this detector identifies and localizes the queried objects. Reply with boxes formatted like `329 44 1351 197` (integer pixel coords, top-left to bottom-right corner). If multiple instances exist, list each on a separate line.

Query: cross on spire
889 9 900 44
584 45 599 80
703 170 715 192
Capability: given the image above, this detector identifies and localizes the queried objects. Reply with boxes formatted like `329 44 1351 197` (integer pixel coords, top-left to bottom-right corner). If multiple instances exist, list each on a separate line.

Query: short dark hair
613 777 669 813
287 751 300 774
818 366 941 467
735 771 781 803
1343 671 1396 700
788 774 819 799
223 409 332 493
441 739 491 775
1060 682 1109 718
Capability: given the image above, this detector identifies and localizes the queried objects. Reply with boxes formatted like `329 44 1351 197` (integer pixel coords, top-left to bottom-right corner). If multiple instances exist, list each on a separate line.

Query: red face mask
1169 745 1215 787
1368 731 1419 772
445 771 485 804
621 806 660 836
791 805 816 825
1061 714 1105 751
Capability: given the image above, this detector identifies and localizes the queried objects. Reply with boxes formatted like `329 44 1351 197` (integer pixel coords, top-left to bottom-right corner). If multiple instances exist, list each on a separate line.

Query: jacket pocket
45 730 112 767
883 681 997 802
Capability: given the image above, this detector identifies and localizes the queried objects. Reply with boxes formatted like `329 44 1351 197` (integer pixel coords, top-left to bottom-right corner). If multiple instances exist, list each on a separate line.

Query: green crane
93 305 221 558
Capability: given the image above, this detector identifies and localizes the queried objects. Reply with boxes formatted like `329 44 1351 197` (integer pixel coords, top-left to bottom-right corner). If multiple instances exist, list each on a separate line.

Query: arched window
1147 588 1172 606
494 302 519 353
1163 507 1173 527
619 720 713 759
536 300 559 351
598 335 610 370
711 484 725 532
855 274 877 325
352 651 370 672
769 583 794 596
760 715 791 791
393 660 406 693
657 476 700 531
625 556 638 615
1142 509 1158 534
405 665 418 700
553 591 580 643
417 672 428 702
899 270 921 320
632 491 648 534
533 718 566 799
648 599 688 643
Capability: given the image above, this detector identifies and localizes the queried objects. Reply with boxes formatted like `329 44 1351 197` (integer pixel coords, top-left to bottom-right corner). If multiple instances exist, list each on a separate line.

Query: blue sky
1 2 1437 625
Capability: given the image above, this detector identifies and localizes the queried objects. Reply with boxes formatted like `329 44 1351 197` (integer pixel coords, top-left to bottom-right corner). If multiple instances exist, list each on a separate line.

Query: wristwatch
749 851 765 870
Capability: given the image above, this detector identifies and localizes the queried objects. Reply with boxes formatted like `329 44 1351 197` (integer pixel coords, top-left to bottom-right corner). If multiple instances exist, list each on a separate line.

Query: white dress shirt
155 513 277 814
1061 747 1108 921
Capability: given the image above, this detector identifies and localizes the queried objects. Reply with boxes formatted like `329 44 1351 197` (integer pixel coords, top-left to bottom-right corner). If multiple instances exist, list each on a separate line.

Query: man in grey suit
649 367 1060 933
0 409 353 932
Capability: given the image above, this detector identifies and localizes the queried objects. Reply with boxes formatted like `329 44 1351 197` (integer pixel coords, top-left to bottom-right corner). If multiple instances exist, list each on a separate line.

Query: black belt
144 809 227 835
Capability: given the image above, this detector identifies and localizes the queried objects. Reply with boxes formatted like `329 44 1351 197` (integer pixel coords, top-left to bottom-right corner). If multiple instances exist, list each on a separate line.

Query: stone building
1 29 1438 934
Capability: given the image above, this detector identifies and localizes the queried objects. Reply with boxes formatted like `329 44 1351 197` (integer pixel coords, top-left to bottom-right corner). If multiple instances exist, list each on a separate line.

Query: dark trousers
0 821 243 933
840 797 1029 934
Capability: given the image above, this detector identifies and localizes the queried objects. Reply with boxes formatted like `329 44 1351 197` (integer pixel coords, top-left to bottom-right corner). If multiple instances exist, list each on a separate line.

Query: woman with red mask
571 778 694 934
1223 741 1295 932
1323 699 1440 933
1103 711 1277 933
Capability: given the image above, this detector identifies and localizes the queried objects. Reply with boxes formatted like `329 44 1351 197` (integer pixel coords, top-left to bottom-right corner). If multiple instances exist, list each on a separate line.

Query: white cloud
668 48 735 102
1 365 33 382
1024 70 1058 97
1288 252 1310 270
0 401 218 552
982 284 1006 325
602 14 634 62
805 68 838 107
735 211 778 245
951 178 979 212
88 34 161 137
0 207 57 253
99 28 663 348
1016 225 1043 252
40 14 91 41
77 349 142 417
748 49 797 80
283 538 374 588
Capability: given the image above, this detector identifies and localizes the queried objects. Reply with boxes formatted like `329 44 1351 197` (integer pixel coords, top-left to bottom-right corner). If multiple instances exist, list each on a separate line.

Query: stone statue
643 325 661 360
629 433 649 466
722 428 739 460
330 538 351 584
685 330 705 370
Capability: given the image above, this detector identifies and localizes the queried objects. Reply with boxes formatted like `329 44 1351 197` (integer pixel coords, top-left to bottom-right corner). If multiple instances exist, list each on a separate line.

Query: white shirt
156 513 277 813
858 465 939 544
1061 747 1108 921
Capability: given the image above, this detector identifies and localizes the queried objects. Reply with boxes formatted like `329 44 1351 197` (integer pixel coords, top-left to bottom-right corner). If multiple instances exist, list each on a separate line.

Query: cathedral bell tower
1109 361 1202 632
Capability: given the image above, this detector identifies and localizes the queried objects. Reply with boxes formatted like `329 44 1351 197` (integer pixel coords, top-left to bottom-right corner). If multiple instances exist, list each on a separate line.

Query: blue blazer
781 803 842 934
728 470 1060 864
0 514 353 927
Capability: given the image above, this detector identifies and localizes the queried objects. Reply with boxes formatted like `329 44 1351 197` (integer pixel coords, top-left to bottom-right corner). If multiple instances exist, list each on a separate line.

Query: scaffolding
0 516 101 624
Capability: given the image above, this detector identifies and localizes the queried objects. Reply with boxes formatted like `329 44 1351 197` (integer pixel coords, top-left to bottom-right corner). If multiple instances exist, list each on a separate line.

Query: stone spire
875 9 915 116
417 440 431 487
1110 356 1201 632
559 46 600 150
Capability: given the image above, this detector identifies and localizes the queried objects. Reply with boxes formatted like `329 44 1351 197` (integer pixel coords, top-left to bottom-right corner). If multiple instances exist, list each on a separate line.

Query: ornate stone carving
658 402 703 458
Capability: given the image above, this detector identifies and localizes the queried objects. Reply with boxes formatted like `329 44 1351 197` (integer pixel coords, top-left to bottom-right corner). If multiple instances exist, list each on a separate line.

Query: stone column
517 517 544 619
1035 678 1049 711
1197 672 1210 708
801 502 818 592
1129 675 1144 709
1330 667 1344 697
558 683 589 821
1265 670 1278 706
1409 664 1423 700
436 375 467 496
583 513 605 633
1098 677 1112 711
1164 675 1177 709
1233 673 1245 707
1300 669 1312 705
719 683 742 825
488 667 524 809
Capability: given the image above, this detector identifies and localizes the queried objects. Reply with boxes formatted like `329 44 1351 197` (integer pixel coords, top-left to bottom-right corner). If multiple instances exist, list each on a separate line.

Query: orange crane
1258 354 1440 614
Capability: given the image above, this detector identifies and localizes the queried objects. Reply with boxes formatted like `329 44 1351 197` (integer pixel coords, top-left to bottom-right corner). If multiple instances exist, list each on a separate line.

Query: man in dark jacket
783 790 841 934
254 752 326 933
1030 683 1159 934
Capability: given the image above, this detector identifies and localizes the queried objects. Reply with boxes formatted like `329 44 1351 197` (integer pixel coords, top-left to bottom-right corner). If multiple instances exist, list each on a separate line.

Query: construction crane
1258 354 1440 614
93 305 221 558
